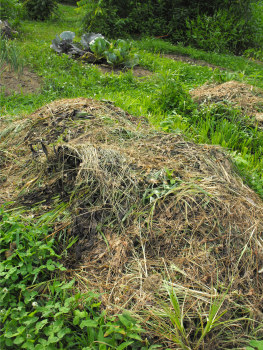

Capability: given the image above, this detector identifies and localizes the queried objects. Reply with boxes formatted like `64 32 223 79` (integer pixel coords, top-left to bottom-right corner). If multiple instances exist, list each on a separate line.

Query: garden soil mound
1 98 263 347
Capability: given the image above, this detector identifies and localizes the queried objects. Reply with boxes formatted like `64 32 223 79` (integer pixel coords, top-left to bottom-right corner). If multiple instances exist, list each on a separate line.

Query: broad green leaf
48 335 59 343
80 319 98 329
35 319 48 333
14 336 25 345
126 333 143 341
249 340 263 350
116 341 134 350
118 314 132 328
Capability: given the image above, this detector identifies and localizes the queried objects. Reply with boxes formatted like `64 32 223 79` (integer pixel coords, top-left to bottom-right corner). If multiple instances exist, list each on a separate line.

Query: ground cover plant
1 2 263 349
0 207 154 349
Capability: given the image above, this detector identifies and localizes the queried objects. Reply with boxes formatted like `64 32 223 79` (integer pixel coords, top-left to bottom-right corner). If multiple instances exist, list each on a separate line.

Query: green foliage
85 36 140 67
104 39 139 67
244 48 263 62
23 0 58 21
247 339 263 350
151 285 240 350
250 1 263 48
185 10 252 54
0 37 24 74
50 31 139 67
77 0 258 54
0 207 151 349
89 37 110 57
0 0 23 27
186 103 263 198
147 73 195 115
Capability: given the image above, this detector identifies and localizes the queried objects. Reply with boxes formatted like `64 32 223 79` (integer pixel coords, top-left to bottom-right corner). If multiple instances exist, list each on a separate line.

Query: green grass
134 38 263 89
0 37 24 75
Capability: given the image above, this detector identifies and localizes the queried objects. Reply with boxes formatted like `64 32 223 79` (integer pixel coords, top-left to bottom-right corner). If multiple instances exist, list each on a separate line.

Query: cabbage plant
51 31 139 68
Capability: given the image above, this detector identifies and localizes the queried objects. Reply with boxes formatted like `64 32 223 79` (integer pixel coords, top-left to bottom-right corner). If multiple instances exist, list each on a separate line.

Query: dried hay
1 98 263 347
190 80 263 127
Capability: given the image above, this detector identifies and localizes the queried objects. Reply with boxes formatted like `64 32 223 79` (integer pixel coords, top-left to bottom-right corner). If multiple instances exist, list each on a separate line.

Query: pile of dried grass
190 80 263 126
1 98 263 348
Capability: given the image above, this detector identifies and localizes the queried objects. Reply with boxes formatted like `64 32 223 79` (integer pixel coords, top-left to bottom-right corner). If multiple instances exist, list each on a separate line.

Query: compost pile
1 98 263 348
190 80 263 126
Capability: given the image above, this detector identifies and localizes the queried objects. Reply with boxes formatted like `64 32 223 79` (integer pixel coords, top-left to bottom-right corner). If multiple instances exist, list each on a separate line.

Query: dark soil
97 64 153 77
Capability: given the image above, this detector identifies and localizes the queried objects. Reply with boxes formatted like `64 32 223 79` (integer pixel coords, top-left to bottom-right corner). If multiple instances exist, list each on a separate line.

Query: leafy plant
77 0 257 54
247 340 263 350
80 33 105 51
50 31 85 57
104 39 139 68
185 9 252 54
89 36 110 57
150 284 245 350
147 73 195 115
0 0 23 27
51 31 139 67
0 207 151 349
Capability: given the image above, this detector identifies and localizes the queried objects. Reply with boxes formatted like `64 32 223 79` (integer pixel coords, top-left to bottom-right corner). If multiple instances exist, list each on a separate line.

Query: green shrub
244 48 263 61
147 74 195 115
77 0 257 54
250 1 263 48
185 10 253 55
23 0 58 21
0 0 23 27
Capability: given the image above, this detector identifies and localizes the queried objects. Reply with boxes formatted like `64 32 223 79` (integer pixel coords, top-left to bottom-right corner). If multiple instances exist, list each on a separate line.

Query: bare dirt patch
96 63 153 77
190 80 263 125
163 53 228 70
1 98 263 348
0 65 42 96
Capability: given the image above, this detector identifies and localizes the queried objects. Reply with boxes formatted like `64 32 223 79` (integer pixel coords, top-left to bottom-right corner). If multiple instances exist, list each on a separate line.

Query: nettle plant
0 207 153 349
50 31 139 68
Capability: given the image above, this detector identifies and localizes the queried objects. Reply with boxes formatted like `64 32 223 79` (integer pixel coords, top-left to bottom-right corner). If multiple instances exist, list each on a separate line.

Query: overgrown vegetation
77 0 260 55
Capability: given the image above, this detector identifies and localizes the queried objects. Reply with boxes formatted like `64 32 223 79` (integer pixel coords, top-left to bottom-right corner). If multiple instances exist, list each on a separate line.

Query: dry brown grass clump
1 98 263 348
190 80 263 127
